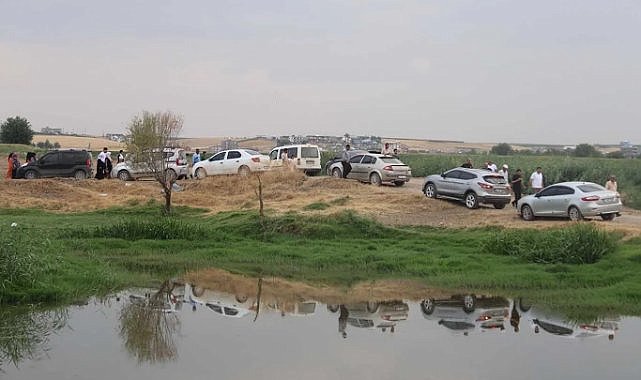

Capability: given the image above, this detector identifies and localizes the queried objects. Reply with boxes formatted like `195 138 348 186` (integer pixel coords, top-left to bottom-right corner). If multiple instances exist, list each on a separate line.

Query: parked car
269 144 322 175
192 149 270 178
327 152 411 186
517 182 622 221
420 295 510 335
16 149 93 179
185 283 254 318
327 300 409 332
112 148 188 181
423 168 511 209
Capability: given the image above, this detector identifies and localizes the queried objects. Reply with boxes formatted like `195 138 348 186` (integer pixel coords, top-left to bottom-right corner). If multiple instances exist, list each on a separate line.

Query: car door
547 186 575 216
455 171 478 197
437 170 462 196
347 154 364 180
360 155 377 181
205 151 227 175
38 152 61 177
531 186 560 216
222 150 242 174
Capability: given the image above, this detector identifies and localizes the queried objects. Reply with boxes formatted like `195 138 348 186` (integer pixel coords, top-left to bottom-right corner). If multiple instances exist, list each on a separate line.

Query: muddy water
2 280 641 380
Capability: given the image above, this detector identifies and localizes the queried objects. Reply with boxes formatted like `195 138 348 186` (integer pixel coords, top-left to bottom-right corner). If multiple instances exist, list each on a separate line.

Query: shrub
483 224 618 264
0 228 43 292
93 219 207 241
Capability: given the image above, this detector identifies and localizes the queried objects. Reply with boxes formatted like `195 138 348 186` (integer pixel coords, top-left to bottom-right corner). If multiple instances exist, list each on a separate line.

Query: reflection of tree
119 281 180 364
0 306 68 370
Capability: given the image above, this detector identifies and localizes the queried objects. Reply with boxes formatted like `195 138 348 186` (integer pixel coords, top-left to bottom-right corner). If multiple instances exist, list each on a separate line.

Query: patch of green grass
1 206 641 317
303 201 330 211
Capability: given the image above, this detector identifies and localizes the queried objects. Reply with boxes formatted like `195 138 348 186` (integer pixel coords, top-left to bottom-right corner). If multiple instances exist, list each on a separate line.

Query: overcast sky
1 0 640 144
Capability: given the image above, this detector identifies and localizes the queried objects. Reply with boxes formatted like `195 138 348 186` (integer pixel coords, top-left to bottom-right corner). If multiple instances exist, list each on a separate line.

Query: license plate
397 175 407 179
306 160 315 164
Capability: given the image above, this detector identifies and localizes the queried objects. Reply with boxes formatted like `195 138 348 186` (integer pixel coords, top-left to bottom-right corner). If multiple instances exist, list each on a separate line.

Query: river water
2 279 640 380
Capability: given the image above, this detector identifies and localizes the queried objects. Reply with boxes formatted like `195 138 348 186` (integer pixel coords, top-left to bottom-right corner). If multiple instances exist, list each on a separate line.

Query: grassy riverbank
2 205 641 317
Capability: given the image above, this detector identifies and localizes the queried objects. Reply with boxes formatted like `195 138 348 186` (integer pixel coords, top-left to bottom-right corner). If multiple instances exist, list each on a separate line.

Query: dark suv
16 150 93 179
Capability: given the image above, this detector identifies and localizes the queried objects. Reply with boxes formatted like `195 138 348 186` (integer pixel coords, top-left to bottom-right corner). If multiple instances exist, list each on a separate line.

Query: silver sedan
517 182 622 221
327 152 411 186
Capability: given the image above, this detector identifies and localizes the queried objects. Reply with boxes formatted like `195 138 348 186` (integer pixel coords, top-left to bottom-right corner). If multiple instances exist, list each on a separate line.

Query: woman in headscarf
5 152 13 179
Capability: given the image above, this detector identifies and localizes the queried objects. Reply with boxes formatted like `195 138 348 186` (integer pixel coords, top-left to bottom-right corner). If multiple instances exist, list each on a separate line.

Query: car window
211 152 226 161
460 172 477 180
578 184 605 193
287 147 298 158
301 147 319 158
483 175 507 184
40 153 58 165
361 155 375 164
269 150 278 160
538 186 559 197
227 151 241 159
206 304 223 314
244 149 260 156
443 170 461 179
381 157 402 164
224 307 239 316
556 186 575 195
349 155 364 164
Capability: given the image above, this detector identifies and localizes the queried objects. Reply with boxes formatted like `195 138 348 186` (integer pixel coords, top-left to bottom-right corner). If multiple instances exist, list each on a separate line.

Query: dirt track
1 172 640 237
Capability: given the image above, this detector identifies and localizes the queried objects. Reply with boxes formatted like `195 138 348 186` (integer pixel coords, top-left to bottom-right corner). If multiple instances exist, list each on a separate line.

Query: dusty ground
1 171 640 237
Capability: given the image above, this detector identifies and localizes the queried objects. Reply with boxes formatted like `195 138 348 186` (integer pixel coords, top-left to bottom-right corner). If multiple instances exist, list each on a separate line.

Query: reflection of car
327 152 412 186
423 168 511 209
420 295 510 334
269 144 322 175
112 148 188 181
192 149 270 178
16 150 93 179
185 284 254 318
328 301 409 331
517 182 622 221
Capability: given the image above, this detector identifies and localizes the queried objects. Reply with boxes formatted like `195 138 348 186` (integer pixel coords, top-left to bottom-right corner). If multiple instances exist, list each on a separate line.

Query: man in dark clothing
461 158 473 168
511 168 524 207
341 144 352 178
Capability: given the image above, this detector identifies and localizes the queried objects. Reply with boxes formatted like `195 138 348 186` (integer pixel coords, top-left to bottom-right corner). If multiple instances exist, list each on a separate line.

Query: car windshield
578 184 606 193
380 157 403 164
243 149 260 156
483 175 507 185
301 147 318 158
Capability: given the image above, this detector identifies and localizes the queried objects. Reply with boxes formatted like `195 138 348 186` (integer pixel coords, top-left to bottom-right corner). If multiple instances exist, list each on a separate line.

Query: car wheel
521 205 535 221
195 167 207 180
518 297 532 313
117 170 131 181
464 192 479 209
327 304 339 313
165 169 177 183
332 167 342 178
568 206 583 221
393 181 405 187
420 299 435 315
463 295 476 313
370 172 382 186
423 183 437 198
191 286 205 297
74 170 87 180
493 203 506 209
24 170 38 179
366 301 379 313
601 213 615 221
238 166 251 176
235 295 248 303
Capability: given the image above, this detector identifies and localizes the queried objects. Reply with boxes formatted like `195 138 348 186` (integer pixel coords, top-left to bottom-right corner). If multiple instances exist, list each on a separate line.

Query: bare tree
126 111 183 214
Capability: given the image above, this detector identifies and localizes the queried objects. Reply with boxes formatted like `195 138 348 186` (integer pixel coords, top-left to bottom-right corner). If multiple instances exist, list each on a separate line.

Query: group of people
462 158 619 207
95 147 125 179
5 151 37 179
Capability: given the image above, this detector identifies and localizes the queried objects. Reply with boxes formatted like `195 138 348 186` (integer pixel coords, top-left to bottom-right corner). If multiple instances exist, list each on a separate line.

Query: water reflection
0 306 67 369
118 280 181 364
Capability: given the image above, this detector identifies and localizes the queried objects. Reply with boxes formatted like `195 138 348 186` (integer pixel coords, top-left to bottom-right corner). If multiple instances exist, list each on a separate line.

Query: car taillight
251 157 260 163
383 165 393 171
581 195 600 202
477 182 493 190
476 315 492 322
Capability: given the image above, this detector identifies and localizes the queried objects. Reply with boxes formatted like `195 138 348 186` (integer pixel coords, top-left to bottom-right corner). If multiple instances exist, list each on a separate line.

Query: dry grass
32 134 125 150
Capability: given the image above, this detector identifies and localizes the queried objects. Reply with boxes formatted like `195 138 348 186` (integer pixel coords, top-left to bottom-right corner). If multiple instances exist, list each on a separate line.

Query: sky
1 0 640 144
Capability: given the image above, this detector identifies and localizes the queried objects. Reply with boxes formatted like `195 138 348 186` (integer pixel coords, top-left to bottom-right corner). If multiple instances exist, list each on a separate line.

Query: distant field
32 134 125 150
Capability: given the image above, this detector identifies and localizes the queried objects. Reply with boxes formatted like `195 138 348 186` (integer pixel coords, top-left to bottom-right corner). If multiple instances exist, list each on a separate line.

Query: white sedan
192 149 270 178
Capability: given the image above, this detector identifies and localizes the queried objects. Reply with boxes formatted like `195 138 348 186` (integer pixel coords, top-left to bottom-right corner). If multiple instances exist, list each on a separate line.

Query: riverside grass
2 206 641 318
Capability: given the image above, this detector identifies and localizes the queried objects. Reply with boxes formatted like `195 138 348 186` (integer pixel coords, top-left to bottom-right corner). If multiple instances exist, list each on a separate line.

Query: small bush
94 219 207 241
303 202 330 211
0 228 43 292
483 224 618 264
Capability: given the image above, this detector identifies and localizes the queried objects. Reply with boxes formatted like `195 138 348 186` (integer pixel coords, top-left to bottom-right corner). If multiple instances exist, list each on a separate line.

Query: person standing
117 150 125 163
605 175 618 192
529 167 544 193
95 147 108 179
192 148 201 165
341 144 352 178
487 161 498 172
511 169 524 207
5 152 14 179
461 158 473 168
499 164 509 181
381 142 392 155
105 152 113 178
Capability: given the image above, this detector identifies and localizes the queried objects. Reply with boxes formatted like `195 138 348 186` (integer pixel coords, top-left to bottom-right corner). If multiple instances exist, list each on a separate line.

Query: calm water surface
2 281 640 380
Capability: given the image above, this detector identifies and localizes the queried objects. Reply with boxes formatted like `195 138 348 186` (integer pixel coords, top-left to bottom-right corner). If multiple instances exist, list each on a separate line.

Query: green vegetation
2 206 641 318
483 224 619 264
0 116 34 145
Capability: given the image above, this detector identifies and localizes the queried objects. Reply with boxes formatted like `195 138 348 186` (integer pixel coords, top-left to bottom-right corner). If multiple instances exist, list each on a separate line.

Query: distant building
620 141 640 158
41 127 63 135
106 133 127 142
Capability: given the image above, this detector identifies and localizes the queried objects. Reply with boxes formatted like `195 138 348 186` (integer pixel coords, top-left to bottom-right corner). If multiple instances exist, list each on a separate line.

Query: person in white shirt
192 148 201 165
487 161 498 172
605 175 618 192
529 166 544 193
95 147 108 179
381 143 392 155
499 164 509 181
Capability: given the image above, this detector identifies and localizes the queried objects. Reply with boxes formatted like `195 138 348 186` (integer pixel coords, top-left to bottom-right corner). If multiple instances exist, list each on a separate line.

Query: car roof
546 181 597 186
450 168 504 175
